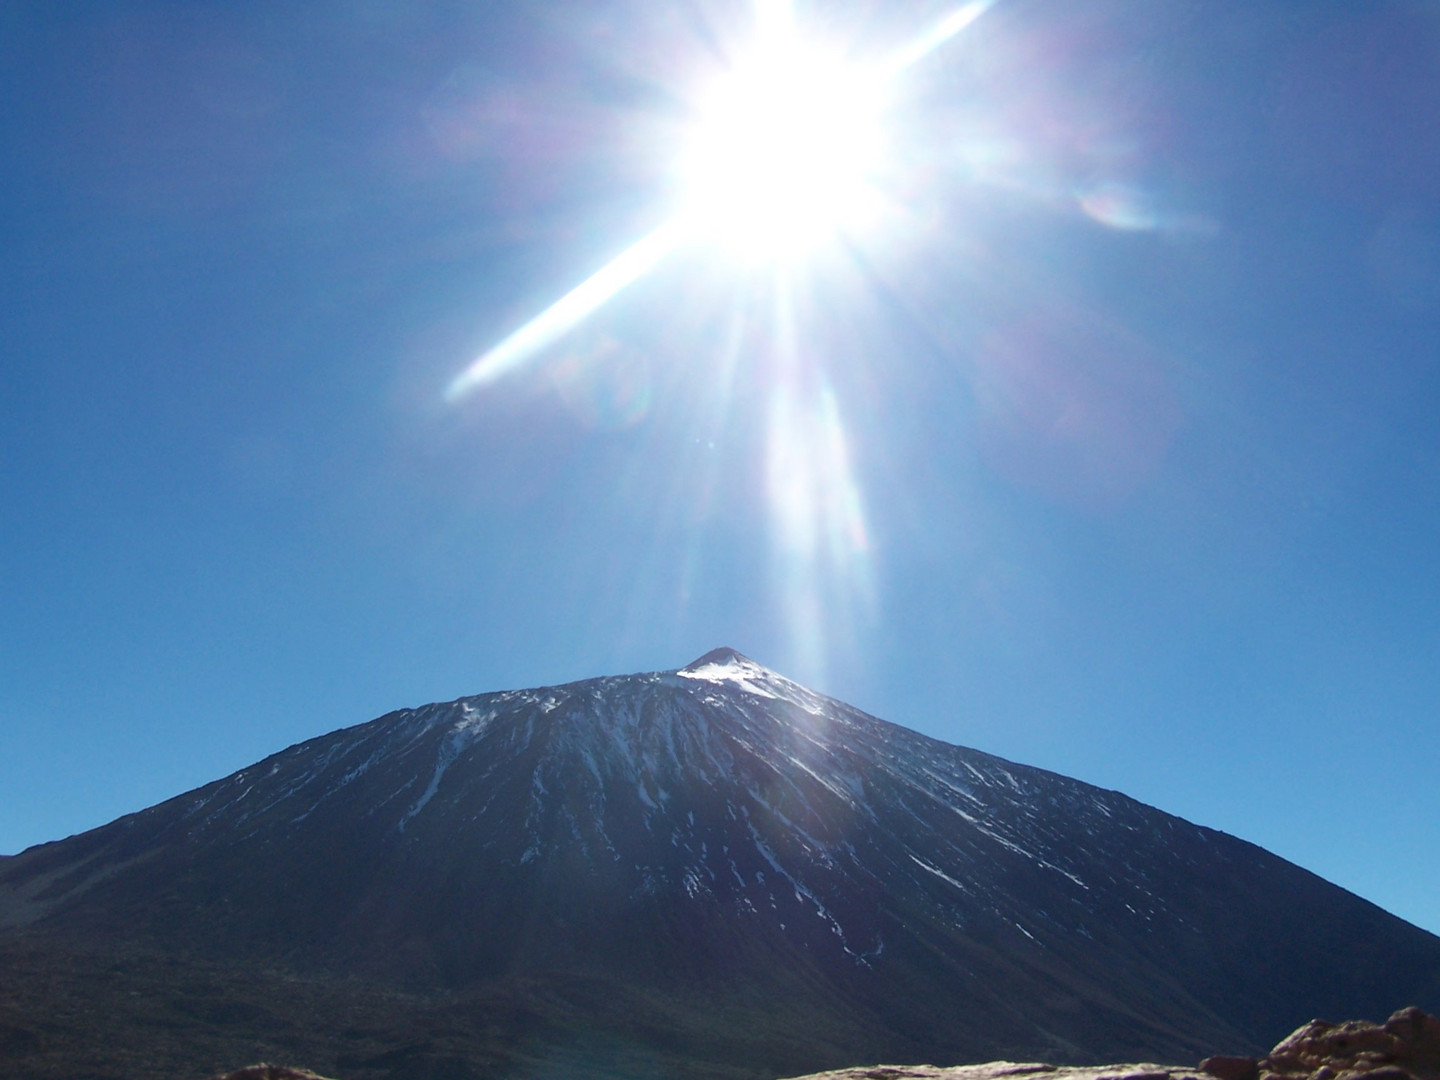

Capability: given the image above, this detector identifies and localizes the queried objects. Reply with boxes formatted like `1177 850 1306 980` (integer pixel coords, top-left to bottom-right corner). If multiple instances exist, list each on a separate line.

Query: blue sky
2 0 1438 937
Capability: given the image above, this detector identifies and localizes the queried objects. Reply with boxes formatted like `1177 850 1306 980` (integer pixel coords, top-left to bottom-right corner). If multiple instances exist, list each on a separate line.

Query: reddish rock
207 1067 336 1080
1271 1019 1399 1070
1200 1056 1260 1080
1262 1057 1306 1076
1272 1022 1336 1064
1386 1009 1440 1046
1258 1009 1440 1080
1385 1009 1440 1080
1353 1068 1419 1080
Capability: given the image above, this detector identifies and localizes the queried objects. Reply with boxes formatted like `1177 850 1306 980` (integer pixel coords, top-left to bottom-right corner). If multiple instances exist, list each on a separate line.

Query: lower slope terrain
3 651 1439 1080
128 1004 1440 1080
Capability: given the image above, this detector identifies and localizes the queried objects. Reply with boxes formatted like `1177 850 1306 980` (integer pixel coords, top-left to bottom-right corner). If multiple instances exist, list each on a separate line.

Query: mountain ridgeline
2 650 1438 1080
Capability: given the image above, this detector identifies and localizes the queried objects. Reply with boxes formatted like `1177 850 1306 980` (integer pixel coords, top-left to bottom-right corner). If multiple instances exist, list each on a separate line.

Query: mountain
3 650 1438 1080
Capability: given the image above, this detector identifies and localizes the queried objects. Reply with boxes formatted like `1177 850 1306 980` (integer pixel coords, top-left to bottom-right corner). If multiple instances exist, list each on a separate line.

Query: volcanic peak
678 645 758 671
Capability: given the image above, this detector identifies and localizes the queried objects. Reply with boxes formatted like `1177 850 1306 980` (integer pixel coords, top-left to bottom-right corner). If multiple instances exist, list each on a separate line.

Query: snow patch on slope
400 703 498 829
679 660 777 700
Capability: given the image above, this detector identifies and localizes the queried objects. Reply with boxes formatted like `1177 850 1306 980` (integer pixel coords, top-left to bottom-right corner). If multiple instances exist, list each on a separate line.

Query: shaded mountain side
0 936 877 1080
3 653 1439 1079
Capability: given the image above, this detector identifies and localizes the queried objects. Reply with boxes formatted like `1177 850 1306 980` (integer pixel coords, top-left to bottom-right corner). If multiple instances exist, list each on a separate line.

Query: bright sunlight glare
446 0 994 401
677 0 887 262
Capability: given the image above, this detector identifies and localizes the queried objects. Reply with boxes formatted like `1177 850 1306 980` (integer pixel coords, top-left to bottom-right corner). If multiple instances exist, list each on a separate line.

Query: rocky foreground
780 1007 1440 1080
207 1007 1440 1080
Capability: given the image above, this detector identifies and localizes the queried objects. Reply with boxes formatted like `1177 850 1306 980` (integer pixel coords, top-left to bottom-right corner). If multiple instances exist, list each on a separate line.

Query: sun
446 1 993 396
677 3 888 264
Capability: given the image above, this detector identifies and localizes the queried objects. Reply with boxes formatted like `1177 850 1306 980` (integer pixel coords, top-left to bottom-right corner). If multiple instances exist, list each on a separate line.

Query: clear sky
3 1 1438 937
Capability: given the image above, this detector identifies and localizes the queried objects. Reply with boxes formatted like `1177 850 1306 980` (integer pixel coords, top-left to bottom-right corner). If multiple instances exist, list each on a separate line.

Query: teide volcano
3 651 1438 1080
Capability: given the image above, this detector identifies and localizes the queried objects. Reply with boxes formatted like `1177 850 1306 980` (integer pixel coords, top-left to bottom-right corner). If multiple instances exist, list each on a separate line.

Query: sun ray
446 218 689 401
878 0 996 81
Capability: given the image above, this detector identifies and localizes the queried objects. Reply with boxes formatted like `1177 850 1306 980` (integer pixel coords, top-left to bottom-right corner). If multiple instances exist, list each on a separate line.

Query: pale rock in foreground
1257 1007 1440 1080
780 1063 1190 1080
782 1009 1440 1080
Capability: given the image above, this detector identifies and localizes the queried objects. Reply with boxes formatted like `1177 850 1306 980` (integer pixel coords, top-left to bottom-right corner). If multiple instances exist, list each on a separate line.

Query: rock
1259 1010 1440 1080
1352 1069 1418 1080
1200 1056 1260 1080
1385 1009 1440 1079
1271 1019 1399 1070
207 1067 337 1080
1386 1009 1440 1046
779 1016 1440 1080
1263 1056 1306 1075
1272 1022 1338 1065
783 1065 1180 1080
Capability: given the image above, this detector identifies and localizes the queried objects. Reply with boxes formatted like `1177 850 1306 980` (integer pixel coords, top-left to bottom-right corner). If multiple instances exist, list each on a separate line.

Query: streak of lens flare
765 272 874 678
1076 184 1157 232
878 0 996 81
1076 183 1219 237
445 218 688 400
767 377 875 682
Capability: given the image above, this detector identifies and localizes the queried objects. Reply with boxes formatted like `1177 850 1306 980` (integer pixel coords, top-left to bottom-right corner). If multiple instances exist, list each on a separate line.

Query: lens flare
767 374 874 682
446 219 687 399
446 2 994 400
878 0 995 79
445 1 1001 677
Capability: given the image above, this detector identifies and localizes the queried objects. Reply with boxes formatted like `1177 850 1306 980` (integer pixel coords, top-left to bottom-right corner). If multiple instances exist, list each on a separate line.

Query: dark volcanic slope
3 650 1438 1079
